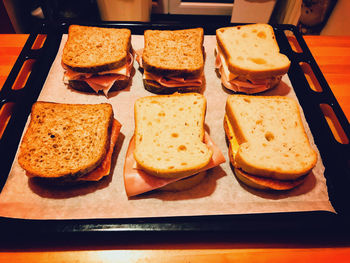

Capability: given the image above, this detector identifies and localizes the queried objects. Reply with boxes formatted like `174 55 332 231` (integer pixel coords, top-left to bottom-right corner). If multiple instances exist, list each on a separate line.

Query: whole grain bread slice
18 102 113 180
133 93 212 178
225 95 317 180
216 24 290 79
142 28 204 78
62 25 131 73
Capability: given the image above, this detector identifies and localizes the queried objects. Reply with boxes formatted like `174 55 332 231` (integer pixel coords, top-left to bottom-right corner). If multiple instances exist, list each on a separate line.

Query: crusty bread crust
142 28 204 78
225 95 317 180
18 102 113 180
62 25 131 73
143 79 202 94
68 78 130 93
216 24 290 79
133 93 212 179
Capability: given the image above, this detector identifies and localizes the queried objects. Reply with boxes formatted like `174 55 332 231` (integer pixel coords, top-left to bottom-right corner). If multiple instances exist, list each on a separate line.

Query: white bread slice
225 95 317 181
18 102 113 180
216 24 290 79
133 93 213 179
233 168 307 191
62 25 131 73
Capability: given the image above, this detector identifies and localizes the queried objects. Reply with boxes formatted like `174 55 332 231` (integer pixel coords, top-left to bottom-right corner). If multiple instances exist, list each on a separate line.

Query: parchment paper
0 35 335 220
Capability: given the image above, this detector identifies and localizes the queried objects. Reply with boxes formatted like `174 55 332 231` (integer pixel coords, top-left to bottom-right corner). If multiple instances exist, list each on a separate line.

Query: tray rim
0 21 349 242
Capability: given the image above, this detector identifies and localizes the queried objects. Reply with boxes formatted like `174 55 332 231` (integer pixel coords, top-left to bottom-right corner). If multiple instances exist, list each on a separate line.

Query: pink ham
63 51 134 94
145 72 203 88
123 132 226 197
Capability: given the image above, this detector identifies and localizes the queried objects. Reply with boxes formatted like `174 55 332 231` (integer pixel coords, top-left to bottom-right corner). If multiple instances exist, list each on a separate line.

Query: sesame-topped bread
62 25 131 73
225 95 317 181
18 102 114 180
133 93 213 179
216 24 290 79
142 28 204 77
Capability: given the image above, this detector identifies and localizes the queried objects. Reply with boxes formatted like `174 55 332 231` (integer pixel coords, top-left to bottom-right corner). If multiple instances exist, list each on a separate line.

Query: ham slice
78 119 121 181
85 74 129 96
123 132 226 197
63 51 134 94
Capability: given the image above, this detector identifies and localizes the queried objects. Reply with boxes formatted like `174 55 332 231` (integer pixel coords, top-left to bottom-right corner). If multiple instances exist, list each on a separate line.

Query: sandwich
62 25 133 96
215 24 291 94
224 95 317 190
136 28 205 94
123 93 225 196
18 102 121 184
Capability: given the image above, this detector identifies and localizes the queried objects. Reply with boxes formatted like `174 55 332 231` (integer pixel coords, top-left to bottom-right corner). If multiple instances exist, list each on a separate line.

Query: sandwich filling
224 114 308 190
215 47 282 94
63 51 134 95
77 119 121 181
135 49 203 88
123 132 225 197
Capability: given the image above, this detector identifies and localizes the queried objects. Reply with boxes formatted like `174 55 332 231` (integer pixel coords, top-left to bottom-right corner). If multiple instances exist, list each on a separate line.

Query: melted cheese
224 114 239 157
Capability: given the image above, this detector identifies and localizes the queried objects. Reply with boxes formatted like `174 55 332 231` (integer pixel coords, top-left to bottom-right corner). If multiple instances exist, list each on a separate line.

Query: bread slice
18 102 113 180
62 25 131 73
233 168 307 191
225 95 317 181
133 93 212 178
142 28 204 78
216 24 290 79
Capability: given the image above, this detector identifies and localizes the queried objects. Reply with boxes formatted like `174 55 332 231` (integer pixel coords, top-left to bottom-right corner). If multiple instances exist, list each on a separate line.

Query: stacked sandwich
123 93 225 196
18 102 121 184
224 95 317 190
136 28 205 94
216 24 291 94
62 25 133 96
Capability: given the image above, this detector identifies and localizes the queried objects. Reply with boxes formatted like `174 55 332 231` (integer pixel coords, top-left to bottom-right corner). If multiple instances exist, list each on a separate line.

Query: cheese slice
224 114 239 166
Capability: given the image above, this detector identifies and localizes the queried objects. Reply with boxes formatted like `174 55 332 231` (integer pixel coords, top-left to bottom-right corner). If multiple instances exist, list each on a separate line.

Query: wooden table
0 34 349 262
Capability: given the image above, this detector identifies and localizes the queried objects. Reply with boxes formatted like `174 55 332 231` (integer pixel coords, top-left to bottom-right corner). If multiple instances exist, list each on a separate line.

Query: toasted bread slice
18 102 113 180
133 93 212 179
62 25 131 73
225 95 317 181
216 24 290 79
142 28 204 78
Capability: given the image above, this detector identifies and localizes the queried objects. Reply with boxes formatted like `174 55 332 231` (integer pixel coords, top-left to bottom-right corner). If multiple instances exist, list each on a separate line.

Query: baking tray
0 21 349 243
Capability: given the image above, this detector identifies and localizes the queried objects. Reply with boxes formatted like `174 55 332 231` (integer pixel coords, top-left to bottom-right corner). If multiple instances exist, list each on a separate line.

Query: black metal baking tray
0 21 349 244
